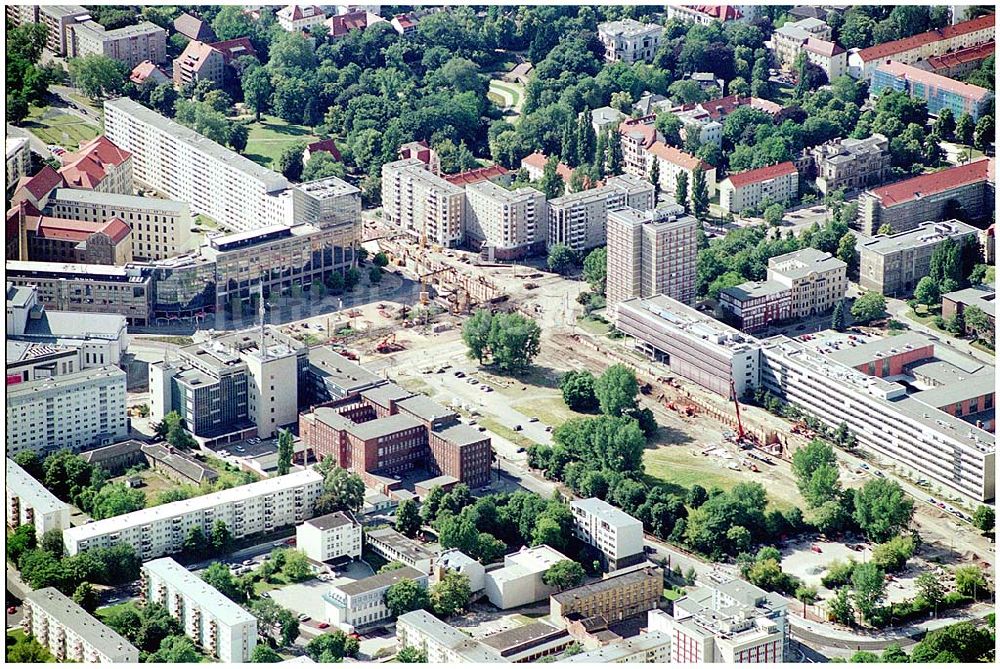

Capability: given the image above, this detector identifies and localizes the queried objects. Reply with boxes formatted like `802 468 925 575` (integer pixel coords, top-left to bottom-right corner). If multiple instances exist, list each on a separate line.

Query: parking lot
268 560 374 625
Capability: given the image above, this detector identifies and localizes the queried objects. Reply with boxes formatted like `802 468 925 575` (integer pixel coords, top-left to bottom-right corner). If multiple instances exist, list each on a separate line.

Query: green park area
23 105 98 151
243 114 320 170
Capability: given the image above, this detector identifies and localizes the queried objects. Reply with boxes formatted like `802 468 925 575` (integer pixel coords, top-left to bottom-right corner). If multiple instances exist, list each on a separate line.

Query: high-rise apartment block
141 558 258 663
382 158 466 247
597 19 663 63
23 588 139 663
464 180 547 259
7 136 31 187
6 458 71 540
62 468 324 557
606 204 697 313
547 174 655 253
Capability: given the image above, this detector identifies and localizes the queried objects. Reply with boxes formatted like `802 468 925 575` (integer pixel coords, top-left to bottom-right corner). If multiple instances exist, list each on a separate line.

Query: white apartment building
647 142 717 204
464 180 546 259
760 335 995 502
70 20 167 68
366 527 436 574
324 566 429 631
772 17 831 66
547 174 655 253
381 158 465 247
104 97 294 232
23 588 139 663
7 136 31 186
672 107 724 146
570 498 645 571
607 204 698 313
802 38 848 81
484 544 569 610
62 469 324 557
277 5 328 32
649 579 789 663
719 162 799 214
6 458 71 540
142 558 258 663
396 609 503 663
562 631 671 663
46 188 194 261
435 549 486 593
766 248 847 320
6 366 128 457
296 511 362 562
598 19 663 63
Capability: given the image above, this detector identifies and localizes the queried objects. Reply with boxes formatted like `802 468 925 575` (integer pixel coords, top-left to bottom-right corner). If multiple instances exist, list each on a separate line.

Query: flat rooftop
6 260 150 283
432 420 489 447
308 347 382 393
143 558 257 627
346 413 424 441
911 373 995 409
360 382 413 407
396 394 456 423
331 565 425 596
366 527 436 563
826 331 934 368
561 631 670 662
722 279 788 301
480 621 568 652
7 457 70 516
617 294 760 354
7 365 125 398
552 565 660 604
858 220 979 254
305 511 358 531
768 247 846 279
25 588 137 659
296 175 360 199
51 188 188 212
572 497 643 530
943 285 996 318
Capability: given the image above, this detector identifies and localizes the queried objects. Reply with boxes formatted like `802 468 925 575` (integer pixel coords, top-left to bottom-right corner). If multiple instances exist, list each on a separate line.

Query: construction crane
730 378 747 443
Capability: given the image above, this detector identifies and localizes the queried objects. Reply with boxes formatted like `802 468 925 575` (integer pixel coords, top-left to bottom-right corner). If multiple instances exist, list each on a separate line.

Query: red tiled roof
306 139 342 162
926 41 995 71
726 161 798 188
14 166 64 202
58 137 131 190
619 116 658 148
521 152 547 170
684 5 742 21
208 38 257 64
803 37 845 58
648 142 713 171
444 165 509 186
176 40 220 74
520 153 602 188
858 14 995 62
878 60 992 101
869 159 992 208
679 95 783 121
30 215 132 245
327 10 370 37
394 14 415 29
130 60 167 85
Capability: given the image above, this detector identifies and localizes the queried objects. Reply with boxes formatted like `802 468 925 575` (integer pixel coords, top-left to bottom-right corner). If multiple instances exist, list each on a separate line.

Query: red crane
731 379 746 442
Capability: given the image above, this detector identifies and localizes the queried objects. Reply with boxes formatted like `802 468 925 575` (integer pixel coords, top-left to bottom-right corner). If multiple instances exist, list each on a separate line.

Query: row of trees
383 568 472 619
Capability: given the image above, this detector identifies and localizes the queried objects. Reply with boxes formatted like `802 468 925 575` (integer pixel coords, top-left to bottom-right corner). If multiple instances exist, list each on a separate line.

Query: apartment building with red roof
327 10 383 39
11 166 65 211
854 14 995 80
276 5 327 32
58 136 133 195
871 60 994 121
208 37 258 65
618 116 660 178
918 41 995 78
173 40 225 88
719 162 799 214
303 139 343 165
859 159 994 235
647 142 717 204
443 165 510 187
666 5 754 25
129 60 169 86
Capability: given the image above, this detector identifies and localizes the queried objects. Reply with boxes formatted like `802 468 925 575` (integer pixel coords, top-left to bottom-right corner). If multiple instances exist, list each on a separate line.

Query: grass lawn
114 469 179 506
23 104 99 150
663 587 686 601
479 416 535 449
243 115 320 170
576 315 611 336
5 628 57 663
95 602 133 623
488 79 523 109
512 396 588 427
134 334 195 346
195 214 219 229
68 93 101 116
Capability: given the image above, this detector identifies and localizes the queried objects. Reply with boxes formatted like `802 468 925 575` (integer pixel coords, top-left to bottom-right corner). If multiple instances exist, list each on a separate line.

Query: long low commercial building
6 458 71 540
62 469 324 557
141 558 257 663
23 587 139 663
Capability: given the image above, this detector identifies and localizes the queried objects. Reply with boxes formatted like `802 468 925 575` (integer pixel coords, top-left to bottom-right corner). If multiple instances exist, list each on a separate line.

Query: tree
539 154 565 200
542 560 586 590
913 276 941 306
72 582 99 613
384 579 431 617
278 142 306 181
462 309 493 365
953 564 986 599
396 646 428 662
251 645 282 663
201 562 244 603
547 244 576 275
6 633 53 662
831 301 845 331
675 170 689 208
303 152 346 181
242 66 273 122
972 504 994 533
691 166 709 221
90 483 146 520
487 312 542 374
277 429 294 476
183 527 206 555
851 292 886 324
973 114 994 152
791 440 841 508
764 203 785 228
853 479 914 542
431 571 471 617
686 485 708 508
561 371 598 412
68 55 128 100
877 223 893 235
583 247 607 295
152 635 200 663
955 112 975 145
827 586 855 625
871 535 915 572
248 599 299 647
916 572 945 617
372 252 389 268
14 451 44 480
837 232 859 276
910 621 993 663
228 122 249 152
594 364 639 417
316 466 365 513
395 499 421 538
6 524 36 564
934 107 956 140
649 158 660 197
40 529 64 557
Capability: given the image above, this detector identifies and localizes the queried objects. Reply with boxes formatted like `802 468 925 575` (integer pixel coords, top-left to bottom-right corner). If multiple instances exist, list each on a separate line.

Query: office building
858 220 979 296
652 578 788 663
606 204 697 312
464 180 547 259
547 174 655 253
151 326 305 443
69 20 167 68
942 285 996 339
480 622 573 662
719 280 792 334
324 566 428 631
296 511 362 563
173 40 227 88
305 347 382 403
551 564 662 625
484 545 570 610
858 159 993 235
719 162 799 214
615 294 761 397
871 61 994 121
759 333 995 501
365 527 436 573
6 458 71 540
597 19 663 64
852 14 995 80
7 136 31 187
396 610 504 663
765 248 848 320
62 469 324 558
808 134 891 195
104 97 294 233
802 37 848 81
381 158 465 247
46 188 194 261
773 17 831 66
22 588 139 663
294 175 362 229
37 5 92 56
6 365 127 457
570 498 645 571
5 261 153 326
12 202 133 266
141 558 257 662
647 142 717 204
277 4 327 31
561 631 671 663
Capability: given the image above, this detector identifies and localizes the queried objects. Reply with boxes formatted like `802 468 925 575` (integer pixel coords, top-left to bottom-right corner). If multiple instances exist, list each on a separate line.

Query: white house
296 511 362 563
484 545 569 610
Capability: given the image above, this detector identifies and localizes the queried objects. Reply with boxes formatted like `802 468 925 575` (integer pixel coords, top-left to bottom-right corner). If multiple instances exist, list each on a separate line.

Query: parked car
7 606 17 614
298 614 310 622
513 425 522 431
317 623 330 629
810 545 822 554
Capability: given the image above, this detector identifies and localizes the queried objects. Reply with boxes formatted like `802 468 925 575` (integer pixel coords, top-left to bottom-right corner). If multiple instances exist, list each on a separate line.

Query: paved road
887 294 995 366
50 84 103 125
